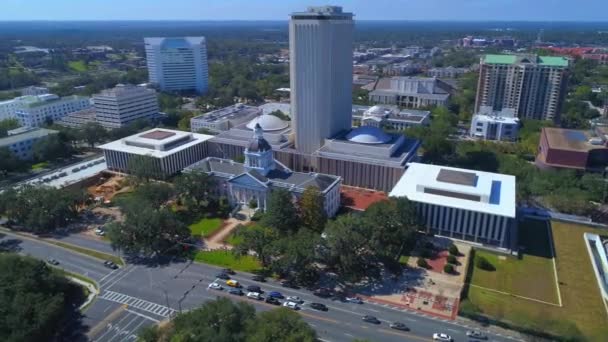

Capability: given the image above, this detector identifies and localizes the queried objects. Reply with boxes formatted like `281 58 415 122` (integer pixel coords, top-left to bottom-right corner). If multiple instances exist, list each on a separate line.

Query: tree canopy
260 189 300 234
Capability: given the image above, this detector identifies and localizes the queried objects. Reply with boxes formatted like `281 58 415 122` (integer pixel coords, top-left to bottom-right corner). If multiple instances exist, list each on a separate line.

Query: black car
103 260 118 269
265 297 281 305
313 288 333 298
222 268 236 275
229 288 243 296
246 285 262 293
216 273 231 280
362 315 381 324
389 322 409 331
310 303 328 311
281 280 299 289
251 275 266 282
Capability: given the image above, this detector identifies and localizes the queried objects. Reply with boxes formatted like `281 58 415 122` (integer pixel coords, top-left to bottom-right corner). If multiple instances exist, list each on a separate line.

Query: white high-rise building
15 94 91 128
144 37 209 94
290 6 354 154
93 84 159 128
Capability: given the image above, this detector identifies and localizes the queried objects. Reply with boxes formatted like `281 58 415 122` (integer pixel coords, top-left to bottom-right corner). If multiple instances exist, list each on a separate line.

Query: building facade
352 105 431 131
190 104 261 133
368 77 452 108
185 124 341 217
15 94 91 127
470 106 519 141
475 54 569 122
290 6 353 153
21 86 49 96
536 127 608 171
0 128 58 160
427 67 469 78
56 108 97 128
99 129 213 178
144 37 209 94
390 163 517 250
93 84 159 128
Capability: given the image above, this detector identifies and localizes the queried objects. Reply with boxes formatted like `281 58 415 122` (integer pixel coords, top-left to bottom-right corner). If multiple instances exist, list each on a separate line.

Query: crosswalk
99 290 177 318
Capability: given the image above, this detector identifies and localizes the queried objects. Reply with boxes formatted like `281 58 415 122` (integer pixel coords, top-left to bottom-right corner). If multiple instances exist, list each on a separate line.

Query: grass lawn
470 219 558 303
189 218 223 238
192 250 261 273
399 255 410 266
68 60 88 72
462 219 608 340
225 223 257 246
48 240 124 266
31 162 49 171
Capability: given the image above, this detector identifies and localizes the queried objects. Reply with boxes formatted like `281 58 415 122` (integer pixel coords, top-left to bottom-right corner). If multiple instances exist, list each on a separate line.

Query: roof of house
389 162 516 218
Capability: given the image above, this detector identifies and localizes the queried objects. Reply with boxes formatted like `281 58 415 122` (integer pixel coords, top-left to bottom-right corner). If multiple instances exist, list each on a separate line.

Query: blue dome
346 126 391 144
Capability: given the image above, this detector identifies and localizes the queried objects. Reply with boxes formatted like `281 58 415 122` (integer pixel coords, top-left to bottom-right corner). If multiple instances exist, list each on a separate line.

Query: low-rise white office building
93 84 159 128
15 94 91 127
0 127 58 160
352 105 430 131
99 128 214 178
470 106 519 141
390 163 517 250
21 86 50 96
368 77 453 109
190 104 261 133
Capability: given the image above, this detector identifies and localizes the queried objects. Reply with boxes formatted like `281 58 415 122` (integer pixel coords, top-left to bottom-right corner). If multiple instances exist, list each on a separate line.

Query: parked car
265 297 281 305
47 258 60 265
246 285 262 293
246 292 262 300
466 330 486 339
286 296 303 304
362 315 380 324
346 296 363 304
228 288 243 296
103 260 118 269
221 268 236 275
282 301 299 310
216 273 231 280
310 303 328 311
313 288 333 298
280 280 299 289
268 291 283 298
433 333 453 341
226 279 240 288
94 227 105 236
251 275 266 282
208 282 223 291
389 322 409 331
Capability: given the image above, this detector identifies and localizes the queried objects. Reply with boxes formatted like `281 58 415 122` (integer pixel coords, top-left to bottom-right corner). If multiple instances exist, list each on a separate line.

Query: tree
234 225 279 267
128 155 161 182
272 228 320 284
81 122 107 148
268 110 290 121
0 147 23 177
246 308 317 342
448 244 459 256
444 264 455 274
33 134 73 162
260 189 300 234
174 171 216 213
107 201 189 256
130 182 175 208
475 256 495 271
417 258 429 268
0 254 83 342
322 214 380 283
298 187 327 233
447 255 457 264
0 118 19 138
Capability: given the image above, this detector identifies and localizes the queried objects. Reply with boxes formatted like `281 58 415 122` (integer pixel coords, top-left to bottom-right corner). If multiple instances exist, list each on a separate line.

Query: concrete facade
93 84 159 128
15 94 91 127
0 127 58 160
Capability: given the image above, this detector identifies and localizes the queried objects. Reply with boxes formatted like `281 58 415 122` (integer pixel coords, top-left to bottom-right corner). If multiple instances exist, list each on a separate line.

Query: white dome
246 114 289 131
367 105 386 116
346 126 392 144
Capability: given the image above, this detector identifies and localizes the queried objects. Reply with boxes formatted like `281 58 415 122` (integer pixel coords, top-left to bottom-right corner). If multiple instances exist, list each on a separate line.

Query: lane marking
378 328 430 342
87 304 126 340
125 309 160 323
93 310 133 341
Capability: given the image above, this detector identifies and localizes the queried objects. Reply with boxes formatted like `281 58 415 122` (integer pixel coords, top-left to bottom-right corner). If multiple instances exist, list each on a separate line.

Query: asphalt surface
0 231 523 342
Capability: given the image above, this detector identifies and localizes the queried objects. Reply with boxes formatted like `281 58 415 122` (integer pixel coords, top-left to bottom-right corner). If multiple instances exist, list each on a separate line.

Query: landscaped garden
188 217 223 238
191 250 261 273
461 218 608 341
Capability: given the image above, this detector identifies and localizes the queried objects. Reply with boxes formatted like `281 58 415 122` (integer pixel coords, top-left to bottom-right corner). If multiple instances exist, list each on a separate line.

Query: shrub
447 255 458 264
448 244 459 256
417 258 429 269
475 256 495 271
248 199 258 209
444 264 455 274
424 241 434 250
420 248 433 259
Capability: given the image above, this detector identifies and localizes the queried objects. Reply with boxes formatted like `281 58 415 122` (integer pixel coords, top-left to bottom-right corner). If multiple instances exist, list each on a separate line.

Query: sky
0 0 607 21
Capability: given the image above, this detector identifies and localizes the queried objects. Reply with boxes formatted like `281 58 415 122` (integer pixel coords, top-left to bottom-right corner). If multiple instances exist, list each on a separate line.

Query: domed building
346 126 392 144
246 114 289 132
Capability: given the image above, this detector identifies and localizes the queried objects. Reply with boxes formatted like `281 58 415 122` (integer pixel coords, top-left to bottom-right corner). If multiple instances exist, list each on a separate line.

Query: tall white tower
289 6 354 154
144 37 209 95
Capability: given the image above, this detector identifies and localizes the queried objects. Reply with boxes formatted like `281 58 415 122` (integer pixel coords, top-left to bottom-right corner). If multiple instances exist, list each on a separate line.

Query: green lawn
68 60 88 72
225 224 257 246
189 218 223 238
462 219 608 341
31 162 49 171
48 240 124 266
399 255 410 266
192 250 261 273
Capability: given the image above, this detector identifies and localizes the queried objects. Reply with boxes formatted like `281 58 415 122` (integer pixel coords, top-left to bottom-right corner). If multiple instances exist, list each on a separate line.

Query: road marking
99 290 176 318
87 305 126 340
106 313 142 342
378 328 429 342
360 325 369 329
447 328 458 332
125 308 160 323
344 333 354 337
103 265 139 290
98 267 121 283
364 307 380 313
93 310 134 341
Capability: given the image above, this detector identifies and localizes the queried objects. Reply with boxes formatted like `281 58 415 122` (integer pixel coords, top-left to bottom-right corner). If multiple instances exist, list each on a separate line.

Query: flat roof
0 128 58 147
543 127 596 152
99 128 214 158
484 54 569 67
389 163 516 218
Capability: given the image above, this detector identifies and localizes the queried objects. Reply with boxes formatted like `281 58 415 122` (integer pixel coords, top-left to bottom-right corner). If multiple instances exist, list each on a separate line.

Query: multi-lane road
0 230 525 342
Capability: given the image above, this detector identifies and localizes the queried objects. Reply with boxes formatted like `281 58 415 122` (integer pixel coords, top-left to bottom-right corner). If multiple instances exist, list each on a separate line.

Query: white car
94 227 105 236
433 333 453 341
208 282 223 291
282 301 299 310
286 296 303 304
247 292 262 300
346 296 363 304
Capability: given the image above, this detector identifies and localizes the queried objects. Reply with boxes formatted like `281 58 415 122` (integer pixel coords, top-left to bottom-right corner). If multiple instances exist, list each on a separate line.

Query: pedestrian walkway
99 290 176 318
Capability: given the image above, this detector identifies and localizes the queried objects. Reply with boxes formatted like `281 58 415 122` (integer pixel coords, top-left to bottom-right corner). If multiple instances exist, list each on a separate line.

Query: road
0 231 523 342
